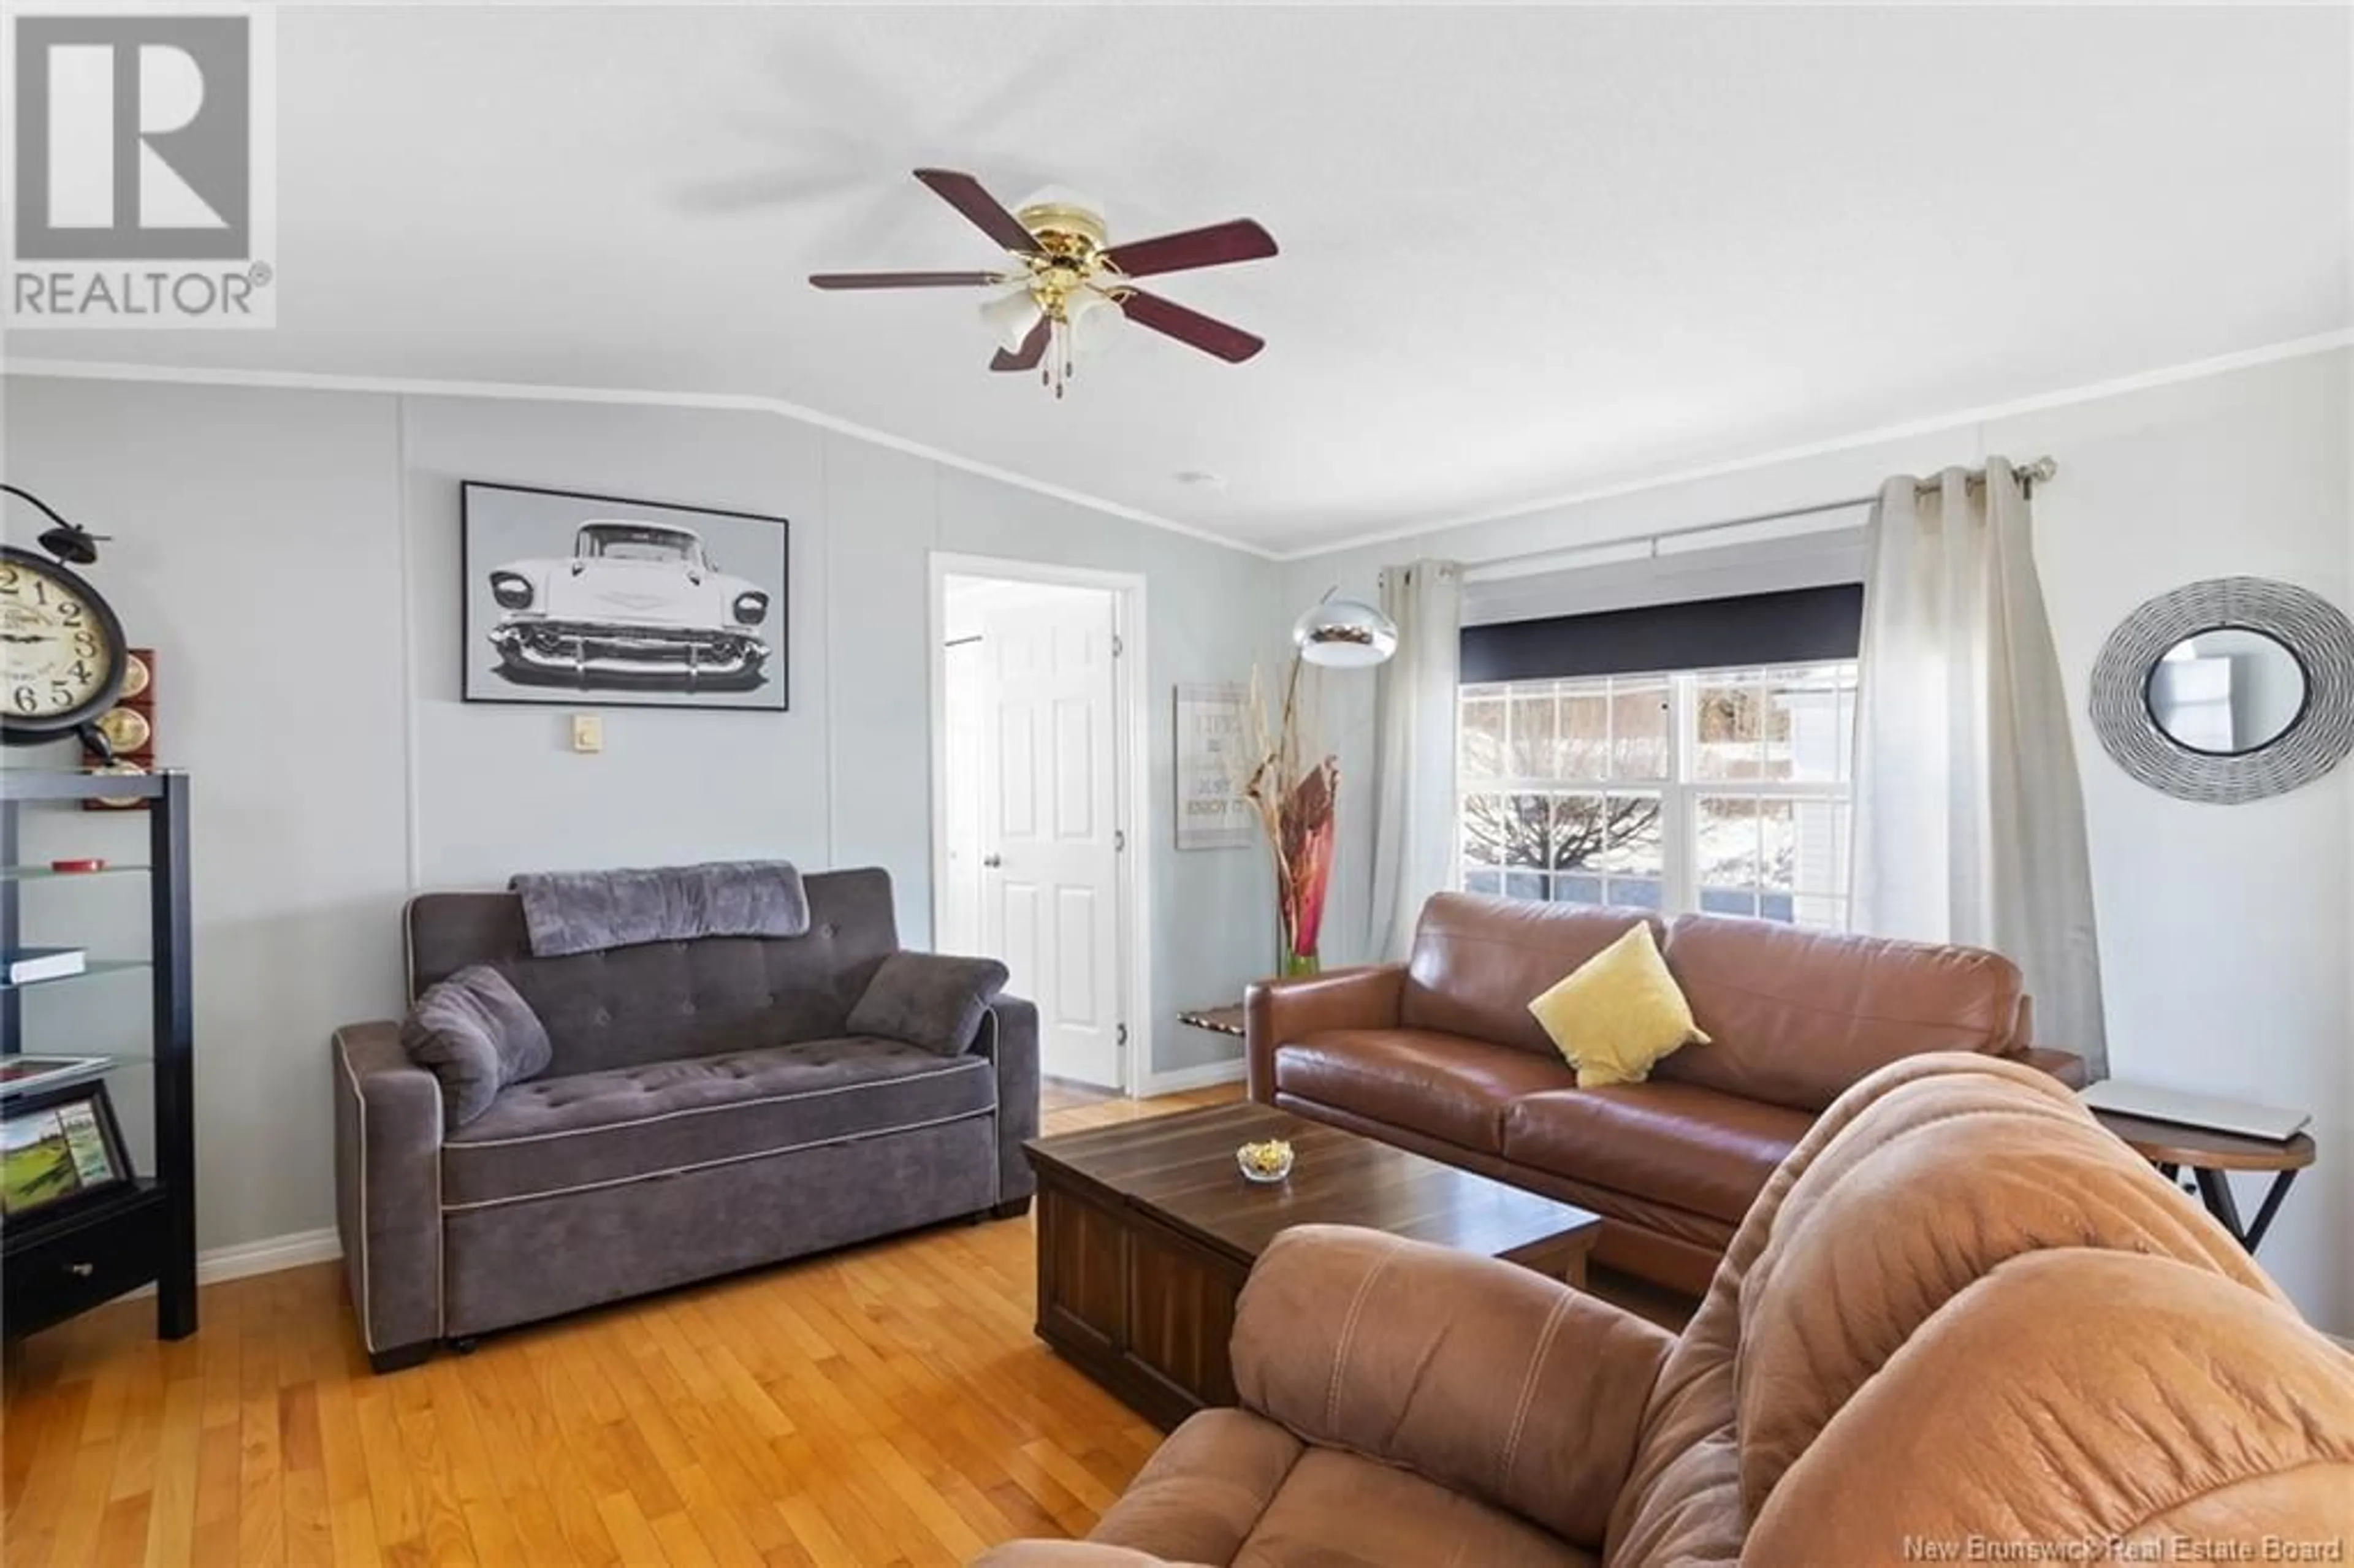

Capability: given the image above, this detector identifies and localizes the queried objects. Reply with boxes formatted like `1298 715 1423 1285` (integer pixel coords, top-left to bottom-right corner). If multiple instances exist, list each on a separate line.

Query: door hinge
1111 633 1124 657
1116 1023 1129 1046
1114 828 1126 852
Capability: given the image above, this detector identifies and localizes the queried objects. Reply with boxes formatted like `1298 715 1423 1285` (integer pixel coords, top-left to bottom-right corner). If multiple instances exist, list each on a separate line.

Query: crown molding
0 357 1284 561
1268 327 2354 562
11 326 2346 567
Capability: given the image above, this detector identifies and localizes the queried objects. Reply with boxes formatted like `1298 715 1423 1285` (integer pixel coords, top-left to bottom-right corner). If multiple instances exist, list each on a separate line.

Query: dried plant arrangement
1236 653 1337 975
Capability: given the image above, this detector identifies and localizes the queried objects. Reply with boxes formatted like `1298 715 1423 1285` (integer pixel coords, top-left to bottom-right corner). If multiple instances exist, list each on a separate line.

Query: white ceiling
9 4 2348 557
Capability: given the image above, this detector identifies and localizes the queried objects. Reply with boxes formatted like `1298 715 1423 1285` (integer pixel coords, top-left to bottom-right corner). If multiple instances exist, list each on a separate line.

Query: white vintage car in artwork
484 520 773 692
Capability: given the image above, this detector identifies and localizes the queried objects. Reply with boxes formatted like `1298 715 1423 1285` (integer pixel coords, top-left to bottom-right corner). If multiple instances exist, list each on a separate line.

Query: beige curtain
1364 560 1463 960
1850 460 2108 1075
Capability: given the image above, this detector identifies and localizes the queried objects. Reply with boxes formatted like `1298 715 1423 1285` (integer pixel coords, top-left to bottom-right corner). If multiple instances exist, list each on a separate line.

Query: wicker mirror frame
2089 576 2354 805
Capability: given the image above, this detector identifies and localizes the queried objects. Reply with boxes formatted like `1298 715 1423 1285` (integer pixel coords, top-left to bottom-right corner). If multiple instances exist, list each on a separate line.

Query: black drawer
2 1193 164 1340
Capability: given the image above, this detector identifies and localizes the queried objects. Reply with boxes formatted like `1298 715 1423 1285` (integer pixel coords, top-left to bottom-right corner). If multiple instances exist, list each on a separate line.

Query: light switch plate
571 713 604 753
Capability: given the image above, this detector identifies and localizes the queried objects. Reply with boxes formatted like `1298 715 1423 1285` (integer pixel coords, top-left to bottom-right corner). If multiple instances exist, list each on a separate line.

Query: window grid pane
1561 687 1610 779
1610 679 1671 782
1461 695 1507 782
1461 659 1855 931
1509 690 1559 777
1693 677 1764 782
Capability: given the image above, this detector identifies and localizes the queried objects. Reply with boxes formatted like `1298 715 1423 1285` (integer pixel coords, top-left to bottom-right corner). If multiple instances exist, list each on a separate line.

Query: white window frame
1457 660 1857 927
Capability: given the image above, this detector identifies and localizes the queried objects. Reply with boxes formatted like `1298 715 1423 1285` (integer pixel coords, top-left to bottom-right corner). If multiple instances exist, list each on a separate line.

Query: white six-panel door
977 590 1124 1087
940 642 987 958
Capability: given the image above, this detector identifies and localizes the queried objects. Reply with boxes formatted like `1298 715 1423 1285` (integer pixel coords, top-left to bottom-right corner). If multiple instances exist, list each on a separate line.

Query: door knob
982 854 1003 869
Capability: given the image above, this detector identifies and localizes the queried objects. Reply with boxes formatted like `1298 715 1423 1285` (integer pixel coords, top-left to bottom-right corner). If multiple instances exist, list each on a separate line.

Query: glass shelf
0 1051 152 1099
0 769 178 804
1 864 151 883
0 1178 164 1257
0 761 191 1338
0 959 151 994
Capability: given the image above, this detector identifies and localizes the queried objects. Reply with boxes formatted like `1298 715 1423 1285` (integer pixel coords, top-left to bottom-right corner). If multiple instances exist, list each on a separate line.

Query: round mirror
2092 577 2354 804
2143 626 2309 756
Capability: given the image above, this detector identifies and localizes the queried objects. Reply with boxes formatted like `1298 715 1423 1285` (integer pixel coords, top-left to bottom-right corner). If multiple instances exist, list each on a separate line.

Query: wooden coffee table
1024 1102 1601 1429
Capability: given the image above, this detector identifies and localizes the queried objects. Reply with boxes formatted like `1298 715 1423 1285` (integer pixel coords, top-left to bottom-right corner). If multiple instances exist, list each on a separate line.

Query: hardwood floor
0 1083 1240 1568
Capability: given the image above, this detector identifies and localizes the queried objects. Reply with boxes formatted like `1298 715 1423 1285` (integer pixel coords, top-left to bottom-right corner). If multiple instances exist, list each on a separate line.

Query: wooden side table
1176 1003 1246 1037
2090 1109 2316 1253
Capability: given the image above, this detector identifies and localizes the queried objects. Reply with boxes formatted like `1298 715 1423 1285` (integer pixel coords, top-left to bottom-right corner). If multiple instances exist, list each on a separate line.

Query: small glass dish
1236 1138 1295 1184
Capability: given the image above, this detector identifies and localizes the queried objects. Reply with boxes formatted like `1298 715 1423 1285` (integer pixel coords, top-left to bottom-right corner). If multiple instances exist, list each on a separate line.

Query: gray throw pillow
845 952 1010 1056
400 964 553 1129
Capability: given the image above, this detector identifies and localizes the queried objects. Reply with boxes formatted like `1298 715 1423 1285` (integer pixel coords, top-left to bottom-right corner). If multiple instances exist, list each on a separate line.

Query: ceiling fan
810 169 1278 397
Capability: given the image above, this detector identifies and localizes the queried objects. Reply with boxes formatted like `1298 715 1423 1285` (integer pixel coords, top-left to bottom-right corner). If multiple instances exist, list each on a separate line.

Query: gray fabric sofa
331 867 1038 1372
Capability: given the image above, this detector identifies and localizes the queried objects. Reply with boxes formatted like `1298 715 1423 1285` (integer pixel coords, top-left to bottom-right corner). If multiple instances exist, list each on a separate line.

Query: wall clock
1 486 129 750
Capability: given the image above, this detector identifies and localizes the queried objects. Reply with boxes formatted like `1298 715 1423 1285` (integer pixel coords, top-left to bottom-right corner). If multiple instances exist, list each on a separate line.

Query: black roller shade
1461 584 1864 683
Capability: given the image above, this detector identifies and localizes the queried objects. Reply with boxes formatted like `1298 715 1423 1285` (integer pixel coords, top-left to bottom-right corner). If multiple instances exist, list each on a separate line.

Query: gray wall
2 374 1279 1255
23 356 2339 1333
1285 349 2353 1334
3 384 411 1254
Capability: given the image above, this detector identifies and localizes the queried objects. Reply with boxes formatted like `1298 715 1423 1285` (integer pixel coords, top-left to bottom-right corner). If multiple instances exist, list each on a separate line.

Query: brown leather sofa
1244 894 2086 1294
975 1055 2353 1567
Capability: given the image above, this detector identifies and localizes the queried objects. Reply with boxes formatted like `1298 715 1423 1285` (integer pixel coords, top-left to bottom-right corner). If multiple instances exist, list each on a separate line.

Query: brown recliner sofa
975 1055 2354 1567
1245 894 2087 1293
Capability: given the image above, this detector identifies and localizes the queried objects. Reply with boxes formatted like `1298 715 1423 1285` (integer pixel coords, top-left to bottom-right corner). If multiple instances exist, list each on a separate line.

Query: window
577 523 696 563
1458 660 1857 928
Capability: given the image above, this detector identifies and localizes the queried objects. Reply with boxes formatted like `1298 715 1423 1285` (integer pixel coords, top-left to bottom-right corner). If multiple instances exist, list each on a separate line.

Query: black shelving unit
1 769 195 1341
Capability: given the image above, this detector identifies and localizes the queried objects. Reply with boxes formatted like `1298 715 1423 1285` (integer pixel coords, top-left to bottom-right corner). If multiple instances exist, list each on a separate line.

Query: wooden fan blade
1116 289 1265 363
990 317 1051 372
913 168 1038 254
809 270 999 289
1102 219 1277 279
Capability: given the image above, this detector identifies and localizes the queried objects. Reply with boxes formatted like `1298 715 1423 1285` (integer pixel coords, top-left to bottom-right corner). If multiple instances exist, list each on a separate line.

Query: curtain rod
1461 455 2058 581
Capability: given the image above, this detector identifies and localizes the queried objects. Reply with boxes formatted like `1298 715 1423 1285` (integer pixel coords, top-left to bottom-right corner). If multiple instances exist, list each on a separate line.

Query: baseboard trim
199 1227 343 1284
120 1227 344 1301
1137 1057 1247 1098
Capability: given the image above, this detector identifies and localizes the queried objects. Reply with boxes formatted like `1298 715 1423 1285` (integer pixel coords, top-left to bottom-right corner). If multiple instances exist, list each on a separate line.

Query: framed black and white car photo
462 482 790 710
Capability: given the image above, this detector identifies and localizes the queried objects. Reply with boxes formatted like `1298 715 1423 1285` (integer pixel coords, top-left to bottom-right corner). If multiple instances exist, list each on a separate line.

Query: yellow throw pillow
1527 923 1709 1087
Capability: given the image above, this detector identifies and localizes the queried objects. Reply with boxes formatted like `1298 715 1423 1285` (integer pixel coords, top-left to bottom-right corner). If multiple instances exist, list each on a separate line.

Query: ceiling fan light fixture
1013 186 1108 248
1066 286 1124 349
815 169 1274 399
979 287 1045 353
1293 597 1399 668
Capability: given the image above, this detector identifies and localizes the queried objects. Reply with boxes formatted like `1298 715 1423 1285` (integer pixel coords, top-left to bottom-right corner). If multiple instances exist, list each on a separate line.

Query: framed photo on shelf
0 1055 111 1100
1 1079 134 1225
1175 682 1254 850
460 481 790 712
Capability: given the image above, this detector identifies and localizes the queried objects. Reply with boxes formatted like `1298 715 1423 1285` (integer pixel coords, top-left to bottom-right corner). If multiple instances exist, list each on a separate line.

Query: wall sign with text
1174 683 1252 850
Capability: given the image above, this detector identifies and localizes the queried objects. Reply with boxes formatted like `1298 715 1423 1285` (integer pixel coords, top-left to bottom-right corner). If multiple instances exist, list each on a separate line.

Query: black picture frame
1 1077 134 1228
459 481 791 712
